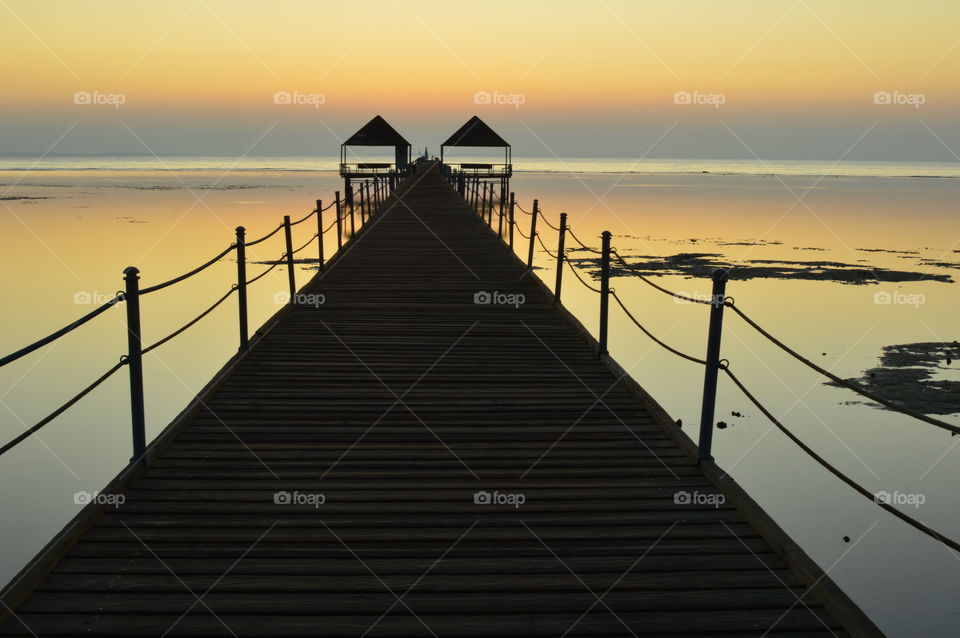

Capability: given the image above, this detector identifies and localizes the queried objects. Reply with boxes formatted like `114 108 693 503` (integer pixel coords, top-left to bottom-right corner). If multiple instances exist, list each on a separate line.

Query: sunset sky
1 0 957 159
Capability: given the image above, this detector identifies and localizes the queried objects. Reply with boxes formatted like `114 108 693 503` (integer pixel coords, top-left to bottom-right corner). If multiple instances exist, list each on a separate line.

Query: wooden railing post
348 187 356 235
497 182 505 238
360 182 367 226
509 192 515 249
235 227 248 351
554 212 567 303
316 199 325 272
599 231 612 356
335 191 343 251
482 183 489 223
697 269 729 463
123 266 146 463
283 215 296 304
526 199 539 269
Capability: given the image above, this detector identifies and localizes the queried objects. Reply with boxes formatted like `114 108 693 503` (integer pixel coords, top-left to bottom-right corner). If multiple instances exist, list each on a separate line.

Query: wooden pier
0 162 878 636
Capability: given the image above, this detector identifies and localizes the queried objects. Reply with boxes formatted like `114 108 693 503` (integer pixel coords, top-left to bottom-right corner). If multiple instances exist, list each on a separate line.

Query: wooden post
697 269 729 462
526 199 539 269
235 227 248 351
283 215 296 304
123 267 146 463
497 182 505 238
509 192 515 249
316 199 324 272
599 231 612 355
335 191 343 251
554 212 567 303
348 186 356 235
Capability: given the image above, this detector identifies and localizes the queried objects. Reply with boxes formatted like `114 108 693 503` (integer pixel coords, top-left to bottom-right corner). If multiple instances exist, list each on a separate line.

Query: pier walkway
0 163 877 636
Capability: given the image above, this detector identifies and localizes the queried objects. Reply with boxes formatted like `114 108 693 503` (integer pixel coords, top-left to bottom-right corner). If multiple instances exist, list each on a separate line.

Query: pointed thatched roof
442 116 509 148
343 116 410 147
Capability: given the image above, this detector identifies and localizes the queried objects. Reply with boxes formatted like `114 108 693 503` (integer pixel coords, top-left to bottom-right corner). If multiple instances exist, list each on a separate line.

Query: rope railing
0 359 127 457
0 189 354 461
291 233 319 256
0 294 124 368
611 250 713 305
141 286 238 356
245 222 285 247
140 243 236 295
288 208 317 226
563 256 602 293
535 232 560 259
722 365 960 552
484 183 960 554
725 301 960 435
611 291 706 365
246 258 284 286
567 228 603 254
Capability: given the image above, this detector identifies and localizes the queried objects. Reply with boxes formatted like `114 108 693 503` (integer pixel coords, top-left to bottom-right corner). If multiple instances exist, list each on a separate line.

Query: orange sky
0 1 957 157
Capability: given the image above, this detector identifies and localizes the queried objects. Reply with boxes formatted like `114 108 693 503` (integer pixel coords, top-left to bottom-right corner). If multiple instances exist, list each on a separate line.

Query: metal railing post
348 187 356 235
509 192 515 249
235 227 248 351
316 199 325 272
123 267 146 463
359 183 366 224
526 199 539 269
482 184 489 223
497 182 505 238
554 212 567 303
283 215 296 304
697 269 729 463
335 191 343 251
599 231 612 355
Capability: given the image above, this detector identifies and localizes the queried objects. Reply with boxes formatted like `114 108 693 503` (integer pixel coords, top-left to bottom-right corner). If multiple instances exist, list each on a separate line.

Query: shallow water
0 164 958 636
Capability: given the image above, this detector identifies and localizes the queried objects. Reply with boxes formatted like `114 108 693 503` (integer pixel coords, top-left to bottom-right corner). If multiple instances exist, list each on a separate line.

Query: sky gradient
1 0 957 159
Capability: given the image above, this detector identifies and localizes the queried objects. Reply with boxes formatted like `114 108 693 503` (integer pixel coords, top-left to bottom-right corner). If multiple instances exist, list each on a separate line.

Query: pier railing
0 177 392 464
450 169 960 554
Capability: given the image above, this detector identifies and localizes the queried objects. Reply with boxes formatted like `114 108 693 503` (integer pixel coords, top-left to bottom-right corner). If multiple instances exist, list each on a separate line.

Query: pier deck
0 164 873 636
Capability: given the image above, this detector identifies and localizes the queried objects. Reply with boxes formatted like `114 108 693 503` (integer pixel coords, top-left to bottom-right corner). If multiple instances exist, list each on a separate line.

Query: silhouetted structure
339 115 411 196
